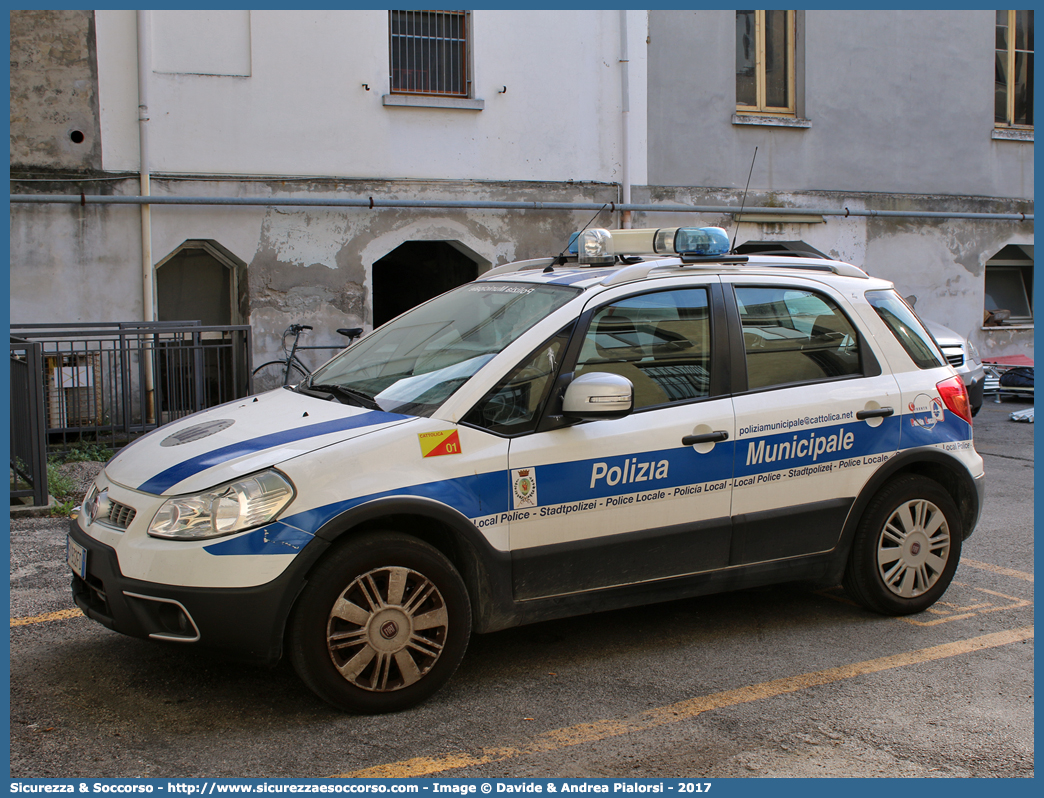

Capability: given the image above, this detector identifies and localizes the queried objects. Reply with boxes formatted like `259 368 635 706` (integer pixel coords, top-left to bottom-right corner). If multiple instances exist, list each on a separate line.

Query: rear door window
735 286 863 390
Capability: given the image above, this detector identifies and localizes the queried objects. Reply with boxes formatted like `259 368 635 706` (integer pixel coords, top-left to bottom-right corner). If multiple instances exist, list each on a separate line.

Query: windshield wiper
307 383 381 410
296 383 336 401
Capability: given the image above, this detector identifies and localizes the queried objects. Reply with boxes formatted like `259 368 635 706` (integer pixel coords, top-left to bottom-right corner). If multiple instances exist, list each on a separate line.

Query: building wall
13 9 648 366
648 10 1032 200
93 9 649 184
10 9 102 171
10 9 1033 366
9 176 622 368
645 9 1033 359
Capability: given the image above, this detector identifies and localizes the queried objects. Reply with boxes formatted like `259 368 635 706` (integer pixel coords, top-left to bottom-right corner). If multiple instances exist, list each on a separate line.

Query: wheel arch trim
843 448 983 548
308 495 516 632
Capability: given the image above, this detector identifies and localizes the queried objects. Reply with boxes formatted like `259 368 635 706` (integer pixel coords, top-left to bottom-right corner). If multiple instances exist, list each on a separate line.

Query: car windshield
306 281 581 416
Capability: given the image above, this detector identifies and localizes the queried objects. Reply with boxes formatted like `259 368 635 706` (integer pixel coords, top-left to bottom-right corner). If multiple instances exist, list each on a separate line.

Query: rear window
866 290 945 369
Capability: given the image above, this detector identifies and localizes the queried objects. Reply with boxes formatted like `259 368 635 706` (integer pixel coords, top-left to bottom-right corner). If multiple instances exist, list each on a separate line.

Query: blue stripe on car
138 411 408 495
205 471 509 556
202 412 971 556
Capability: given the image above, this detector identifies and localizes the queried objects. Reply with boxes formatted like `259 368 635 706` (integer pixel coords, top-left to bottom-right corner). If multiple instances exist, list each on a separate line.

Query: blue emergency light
672 227 731 256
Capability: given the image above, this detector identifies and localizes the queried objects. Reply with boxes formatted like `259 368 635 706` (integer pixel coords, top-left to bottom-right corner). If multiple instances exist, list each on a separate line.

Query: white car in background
925 321 985 416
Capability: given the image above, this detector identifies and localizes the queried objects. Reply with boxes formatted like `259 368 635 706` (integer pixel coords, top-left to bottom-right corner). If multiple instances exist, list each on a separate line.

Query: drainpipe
137 10 156 423
619 10 632 229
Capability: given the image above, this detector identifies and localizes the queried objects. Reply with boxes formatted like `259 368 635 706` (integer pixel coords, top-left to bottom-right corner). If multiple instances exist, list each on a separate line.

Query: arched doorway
156 240 246 325
372 241 481 328
154 240 248 413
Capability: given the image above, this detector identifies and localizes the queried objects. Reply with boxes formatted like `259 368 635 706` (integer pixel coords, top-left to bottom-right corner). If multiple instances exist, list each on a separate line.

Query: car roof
478 252 892 293
478 225 894 292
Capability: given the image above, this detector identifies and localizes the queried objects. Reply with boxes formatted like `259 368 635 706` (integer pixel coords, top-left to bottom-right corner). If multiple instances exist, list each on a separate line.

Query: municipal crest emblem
512 467 538 509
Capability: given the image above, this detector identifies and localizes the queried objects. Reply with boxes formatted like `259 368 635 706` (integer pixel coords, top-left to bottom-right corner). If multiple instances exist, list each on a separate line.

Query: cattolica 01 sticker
418 429 463 457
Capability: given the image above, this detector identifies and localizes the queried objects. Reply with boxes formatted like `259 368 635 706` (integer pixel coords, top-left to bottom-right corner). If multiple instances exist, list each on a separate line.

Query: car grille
945 353 964 367
84 485 138 530
104 501 137 529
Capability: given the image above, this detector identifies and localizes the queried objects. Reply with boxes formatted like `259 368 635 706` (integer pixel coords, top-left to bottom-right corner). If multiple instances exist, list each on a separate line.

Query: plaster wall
10 10 103 170
11 181 1031 364
10 178 622 367
9 200 143 324
93 9 648 185
648 10 1033 200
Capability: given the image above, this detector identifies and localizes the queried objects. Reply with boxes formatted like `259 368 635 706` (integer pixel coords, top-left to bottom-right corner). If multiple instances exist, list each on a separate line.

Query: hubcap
326 566 449 693
877 498 951 598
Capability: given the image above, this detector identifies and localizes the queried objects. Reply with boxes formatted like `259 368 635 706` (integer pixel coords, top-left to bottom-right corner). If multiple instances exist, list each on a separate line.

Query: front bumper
68 520 326 664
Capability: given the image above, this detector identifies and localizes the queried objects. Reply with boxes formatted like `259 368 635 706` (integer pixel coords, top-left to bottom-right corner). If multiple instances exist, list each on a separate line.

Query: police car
68 225 984 714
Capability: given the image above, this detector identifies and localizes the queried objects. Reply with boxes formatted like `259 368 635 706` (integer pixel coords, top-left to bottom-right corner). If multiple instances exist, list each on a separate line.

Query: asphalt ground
8 397 1034 779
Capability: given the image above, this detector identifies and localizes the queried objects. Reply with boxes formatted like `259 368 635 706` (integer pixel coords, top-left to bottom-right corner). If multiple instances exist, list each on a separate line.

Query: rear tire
252 360 306 393
288 532 471 714
843 475 962 615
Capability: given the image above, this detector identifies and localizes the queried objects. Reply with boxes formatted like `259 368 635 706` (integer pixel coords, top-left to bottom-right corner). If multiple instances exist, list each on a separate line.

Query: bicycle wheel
252 360 308 394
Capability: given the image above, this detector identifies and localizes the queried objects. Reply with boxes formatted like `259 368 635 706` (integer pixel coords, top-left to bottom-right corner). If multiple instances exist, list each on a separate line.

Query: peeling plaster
260 209 358 270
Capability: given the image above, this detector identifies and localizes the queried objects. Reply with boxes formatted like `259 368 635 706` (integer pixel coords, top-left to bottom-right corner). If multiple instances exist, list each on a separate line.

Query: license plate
66 536 87 579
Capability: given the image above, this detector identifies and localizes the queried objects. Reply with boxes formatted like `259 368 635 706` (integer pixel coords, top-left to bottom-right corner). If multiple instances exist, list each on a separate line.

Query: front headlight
966 339 981 364
148 470 295 540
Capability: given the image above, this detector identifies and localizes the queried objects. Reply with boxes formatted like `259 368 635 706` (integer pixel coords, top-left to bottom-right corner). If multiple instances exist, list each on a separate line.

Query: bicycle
252 323 363 394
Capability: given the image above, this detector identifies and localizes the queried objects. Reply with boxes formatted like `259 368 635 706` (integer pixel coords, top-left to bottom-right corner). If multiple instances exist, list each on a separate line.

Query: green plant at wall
45 459 77 501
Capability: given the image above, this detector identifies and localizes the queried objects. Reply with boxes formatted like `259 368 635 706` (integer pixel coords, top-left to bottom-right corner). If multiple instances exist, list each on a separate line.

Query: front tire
288 532 471 714
843 475 962 615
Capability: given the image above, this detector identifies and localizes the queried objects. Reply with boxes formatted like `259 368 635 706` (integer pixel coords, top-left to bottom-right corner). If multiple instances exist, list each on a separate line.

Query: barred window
995 10 1033 128
389 10 470 97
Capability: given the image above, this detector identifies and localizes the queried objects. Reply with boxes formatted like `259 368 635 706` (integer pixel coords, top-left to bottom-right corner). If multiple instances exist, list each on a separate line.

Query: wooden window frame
736 10 796 117
996 9 1033 129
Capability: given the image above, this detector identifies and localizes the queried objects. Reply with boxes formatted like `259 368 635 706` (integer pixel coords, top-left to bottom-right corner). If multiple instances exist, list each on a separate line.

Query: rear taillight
937 375 972 425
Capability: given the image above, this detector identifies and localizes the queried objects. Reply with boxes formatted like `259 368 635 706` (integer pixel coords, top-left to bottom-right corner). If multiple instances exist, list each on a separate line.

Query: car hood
105 388 413 496
924 320 962 347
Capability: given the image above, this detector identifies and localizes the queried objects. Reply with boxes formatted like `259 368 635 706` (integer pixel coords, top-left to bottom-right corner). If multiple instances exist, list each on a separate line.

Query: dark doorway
372 241 479 327
157 247 233 326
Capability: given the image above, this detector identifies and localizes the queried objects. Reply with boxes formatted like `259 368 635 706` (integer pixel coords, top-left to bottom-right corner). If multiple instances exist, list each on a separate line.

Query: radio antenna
730 147 758 253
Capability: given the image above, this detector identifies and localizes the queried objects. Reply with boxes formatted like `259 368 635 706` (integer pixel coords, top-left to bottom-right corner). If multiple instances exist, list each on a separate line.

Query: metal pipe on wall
619 9 632 229
10 193 1032 222
136 11 153 323
136 10 156 424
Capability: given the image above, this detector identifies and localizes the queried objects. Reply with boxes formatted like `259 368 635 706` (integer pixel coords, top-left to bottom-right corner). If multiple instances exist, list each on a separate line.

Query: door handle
856 407 894 420
682 430 729 446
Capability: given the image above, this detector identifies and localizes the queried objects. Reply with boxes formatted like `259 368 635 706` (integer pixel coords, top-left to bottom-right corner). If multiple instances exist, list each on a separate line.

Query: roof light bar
674 226 730 256
569 228 615 264
609 227 732 257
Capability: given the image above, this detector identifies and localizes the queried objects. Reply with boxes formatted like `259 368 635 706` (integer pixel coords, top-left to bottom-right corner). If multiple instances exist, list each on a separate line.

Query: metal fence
9 322 252 505
10 337 49 506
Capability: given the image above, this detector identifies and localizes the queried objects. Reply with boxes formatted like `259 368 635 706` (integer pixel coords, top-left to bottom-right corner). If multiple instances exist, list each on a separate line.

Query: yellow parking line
10 608 83 627
962 558 1033 583
337 626 1033 779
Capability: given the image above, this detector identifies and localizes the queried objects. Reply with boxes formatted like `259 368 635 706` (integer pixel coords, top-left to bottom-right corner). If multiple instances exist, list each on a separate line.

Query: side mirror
562 372 634 420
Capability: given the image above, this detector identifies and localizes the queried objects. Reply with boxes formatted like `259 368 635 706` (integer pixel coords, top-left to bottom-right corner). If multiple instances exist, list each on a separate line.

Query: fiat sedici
69 226 984 713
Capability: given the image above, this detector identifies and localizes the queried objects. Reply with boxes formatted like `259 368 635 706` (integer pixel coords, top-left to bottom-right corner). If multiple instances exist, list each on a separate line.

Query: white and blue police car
69 226 984 714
